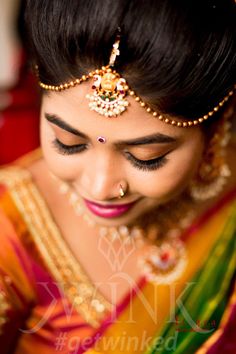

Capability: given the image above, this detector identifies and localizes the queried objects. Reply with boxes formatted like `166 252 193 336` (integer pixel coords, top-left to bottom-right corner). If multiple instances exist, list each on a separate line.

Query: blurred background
0 0 40 165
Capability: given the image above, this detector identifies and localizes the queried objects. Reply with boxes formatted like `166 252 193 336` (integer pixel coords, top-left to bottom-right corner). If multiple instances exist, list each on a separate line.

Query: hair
25 0 236 121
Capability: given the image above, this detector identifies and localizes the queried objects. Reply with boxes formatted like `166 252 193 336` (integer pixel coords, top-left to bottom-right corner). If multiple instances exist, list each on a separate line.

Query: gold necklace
56 178 196 284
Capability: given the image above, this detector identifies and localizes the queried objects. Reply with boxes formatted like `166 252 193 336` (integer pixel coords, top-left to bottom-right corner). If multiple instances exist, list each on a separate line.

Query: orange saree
0 159 235 354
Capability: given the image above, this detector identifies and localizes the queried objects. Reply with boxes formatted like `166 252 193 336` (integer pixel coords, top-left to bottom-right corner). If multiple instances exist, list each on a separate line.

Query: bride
0 1 235 353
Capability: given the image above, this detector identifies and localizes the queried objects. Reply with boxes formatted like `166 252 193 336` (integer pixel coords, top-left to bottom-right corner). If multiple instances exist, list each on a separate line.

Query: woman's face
41 82 204 227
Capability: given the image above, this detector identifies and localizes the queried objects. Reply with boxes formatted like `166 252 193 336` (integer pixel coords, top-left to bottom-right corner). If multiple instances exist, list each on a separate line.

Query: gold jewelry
34 32 235 126
189 110 232 201
119 184 126 198
54 177 199 284
86 67 129 117
35 62 235 127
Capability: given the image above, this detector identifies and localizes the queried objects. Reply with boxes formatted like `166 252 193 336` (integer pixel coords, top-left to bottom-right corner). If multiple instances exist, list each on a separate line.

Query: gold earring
189 111 232 201
119 184 126 198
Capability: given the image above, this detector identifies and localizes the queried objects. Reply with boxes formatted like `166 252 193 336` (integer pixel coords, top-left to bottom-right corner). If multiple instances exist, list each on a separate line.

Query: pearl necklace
56 179 196 284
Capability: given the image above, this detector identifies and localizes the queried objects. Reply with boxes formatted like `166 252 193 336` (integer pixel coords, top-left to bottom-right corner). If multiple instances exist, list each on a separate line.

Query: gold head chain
35 34 235 128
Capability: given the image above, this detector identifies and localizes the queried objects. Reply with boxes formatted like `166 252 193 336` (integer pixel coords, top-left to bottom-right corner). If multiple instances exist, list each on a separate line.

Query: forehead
41 81 192 140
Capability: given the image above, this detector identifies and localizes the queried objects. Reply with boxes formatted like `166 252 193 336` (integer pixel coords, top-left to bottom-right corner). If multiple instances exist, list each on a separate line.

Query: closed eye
124 151 169 171
52 138 169 171
52 138 87 155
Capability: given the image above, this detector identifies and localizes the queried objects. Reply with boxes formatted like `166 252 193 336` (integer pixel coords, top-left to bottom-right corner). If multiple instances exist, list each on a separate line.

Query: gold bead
171 120 177 125
102 66 106 70
214 107 219 112
158 115 163 120
193 120 199 125
107 68 112 73
135 97 141 102
74 296 83 305
89 72 93 77
198 118 204 123
140 102 146 107
70 81 75 86
188 121 193 126
146 107 151 113
208 111 214 116
64 83 68 88
129 90 135 96
124 85 129 91
95 69 100 74
153 112 157 117
177 122 183 127
183 122 188 127
165 118 170 123
76 79 80 84
82 75 87 81
203 115 209 119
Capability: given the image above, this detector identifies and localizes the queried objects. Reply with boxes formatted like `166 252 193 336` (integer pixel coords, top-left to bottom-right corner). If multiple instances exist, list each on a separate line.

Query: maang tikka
35 31 235 127
86 32 129 117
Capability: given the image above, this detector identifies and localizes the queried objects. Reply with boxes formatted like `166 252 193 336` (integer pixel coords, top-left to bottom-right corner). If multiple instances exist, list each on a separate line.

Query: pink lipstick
84 199 137 218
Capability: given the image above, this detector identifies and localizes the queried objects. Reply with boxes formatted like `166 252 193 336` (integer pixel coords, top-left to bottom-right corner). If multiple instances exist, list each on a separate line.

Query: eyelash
52 139 168 171
124 151 167 171
52 139 87 155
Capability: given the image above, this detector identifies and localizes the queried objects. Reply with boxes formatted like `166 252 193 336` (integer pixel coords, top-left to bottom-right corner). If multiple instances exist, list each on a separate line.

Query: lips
84 199 137 218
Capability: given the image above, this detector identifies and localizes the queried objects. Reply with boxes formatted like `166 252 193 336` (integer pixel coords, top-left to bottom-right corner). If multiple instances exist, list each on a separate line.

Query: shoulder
0 193 37 300
0 164 32 232
0 149 42 225
0 148 42 194
0 207 37 340
0 165 38 309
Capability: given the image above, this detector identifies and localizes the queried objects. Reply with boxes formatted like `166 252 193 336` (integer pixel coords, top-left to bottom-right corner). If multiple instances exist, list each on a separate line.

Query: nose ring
119 184 126 198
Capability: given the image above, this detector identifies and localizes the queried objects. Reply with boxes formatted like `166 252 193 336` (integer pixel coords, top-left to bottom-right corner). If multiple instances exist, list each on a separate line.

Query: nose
79 153 126 201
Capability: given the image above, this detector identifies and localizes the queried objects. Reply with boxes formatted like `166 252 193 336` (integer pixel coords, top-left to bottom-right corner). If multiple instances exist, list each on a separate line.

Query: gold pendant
138 239 187 284
86 67 129 117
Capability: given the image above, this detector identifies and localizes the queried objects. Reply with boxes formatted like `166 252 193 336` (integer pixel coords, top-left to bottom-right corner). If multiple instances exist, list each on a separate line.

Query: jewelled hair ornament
35 33 236 126
86 67 129 117
85 33 129 117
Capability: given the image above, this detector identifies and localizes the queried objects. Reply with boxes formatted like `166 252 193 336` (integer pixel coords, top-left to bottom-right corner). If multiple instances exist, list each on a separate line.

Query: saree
0 155 235 354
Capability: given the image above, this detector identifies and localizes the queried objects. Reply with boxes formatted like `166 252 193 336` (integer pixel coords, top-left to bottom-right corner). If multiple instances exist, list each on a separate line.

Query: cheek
132 142 203 199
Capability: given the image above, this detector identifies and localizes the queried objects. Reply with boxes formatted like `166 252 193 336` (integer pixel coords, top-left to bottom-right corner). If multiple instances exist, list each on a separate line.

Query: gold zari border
0 166 112 328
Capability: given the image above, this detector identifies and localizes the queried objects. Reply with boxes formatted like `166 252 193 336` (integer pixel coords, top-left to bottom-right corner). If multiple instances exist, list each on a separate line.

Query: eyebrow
45 113 176 145
116 133 176 146
45 113 88 139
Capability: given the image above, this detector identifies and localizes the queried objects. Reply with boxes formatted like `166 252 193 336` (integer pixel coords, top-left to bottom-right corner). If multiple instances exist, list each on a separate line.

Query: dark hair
25 0 236 121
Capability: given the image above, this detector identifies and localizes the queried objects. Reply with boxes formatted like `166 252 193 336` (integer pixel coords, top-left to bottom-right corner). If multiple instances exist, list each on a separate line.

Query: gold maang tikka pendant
86 31 129 117
86 66 129 117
